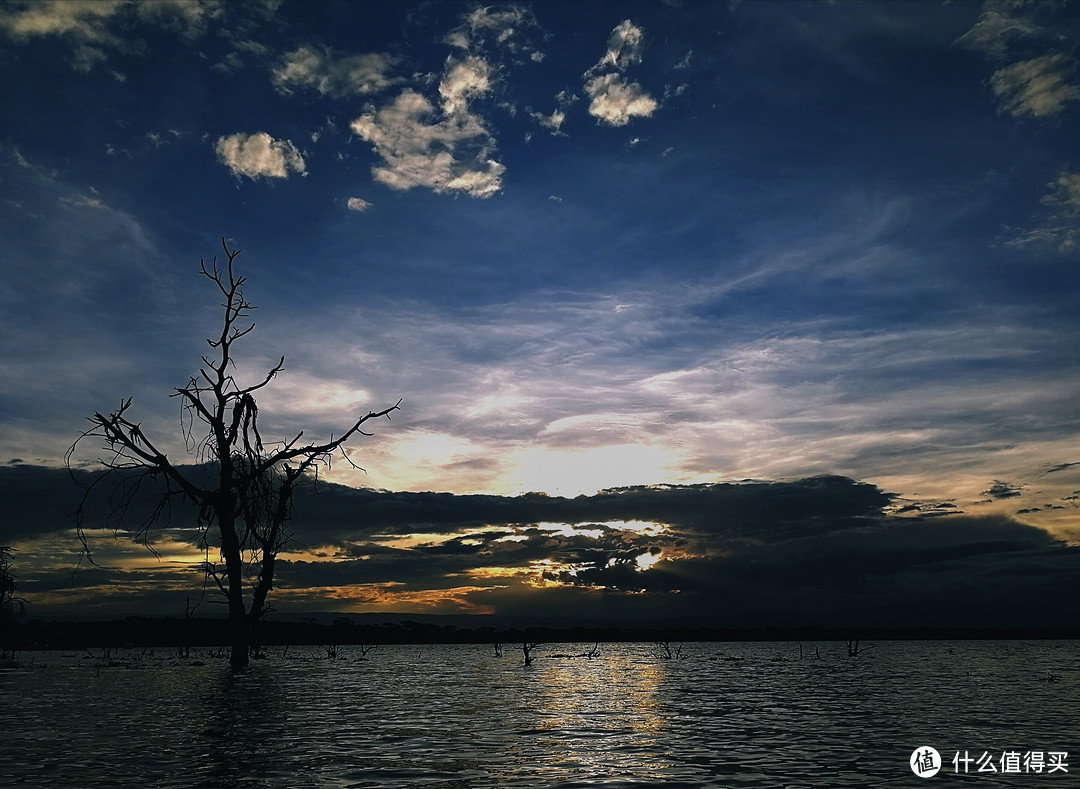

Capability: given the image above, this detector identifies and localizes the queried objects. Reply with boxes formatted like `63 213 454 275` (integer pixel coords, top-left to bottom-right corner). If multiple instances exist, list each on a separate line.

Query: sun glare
503 443 687 497
635 551 662 571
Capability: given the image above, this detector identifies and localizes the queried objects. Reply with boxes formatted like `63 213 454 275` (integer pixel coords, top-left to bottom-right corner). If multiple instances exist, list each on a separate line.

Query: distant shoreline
5 617 1079 651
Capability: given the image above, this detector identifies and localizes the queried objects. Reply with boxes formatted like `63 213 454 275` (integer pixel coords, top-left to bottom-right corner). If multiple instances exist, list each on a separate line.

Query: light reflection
524 645 671 779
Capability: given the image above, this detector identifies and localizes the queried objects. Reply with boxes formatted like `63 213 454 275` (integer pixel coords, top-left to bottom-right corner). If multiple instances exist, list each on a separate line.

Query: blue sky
2 0 1080 623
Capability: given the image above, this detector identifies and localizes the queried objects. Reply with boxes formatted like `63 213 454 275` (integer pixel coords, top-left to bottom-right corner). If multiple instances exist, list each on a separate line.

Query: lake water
1 640 1077 788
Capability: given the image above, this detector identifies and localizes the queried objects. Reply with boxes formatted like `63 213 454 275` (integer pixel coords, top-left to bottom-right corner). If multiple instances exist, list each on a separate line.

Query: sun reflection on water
519 646 672 782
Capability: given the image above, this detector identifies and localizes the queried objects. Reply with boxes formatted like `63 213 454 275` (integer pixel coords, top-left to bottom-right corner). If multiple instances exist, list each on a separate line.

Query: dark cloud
1044 461 1080 474
892 500 961 517
542 515 1077 628
984 480 1022 499
6 464 1078 629
282 472 893 547
0 463 205 544
8 464 886 545
0 464 102 541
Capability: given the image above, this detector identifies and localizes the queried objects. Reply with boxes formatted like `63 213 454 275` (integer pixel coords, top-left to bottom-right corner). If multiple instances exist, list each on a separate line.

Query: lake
1 640 1076 787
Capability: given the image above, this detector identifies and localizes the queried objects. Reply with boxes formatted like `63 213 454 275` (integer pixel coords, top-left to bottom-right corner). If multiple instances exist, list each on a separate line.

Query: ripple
1 641 1076 787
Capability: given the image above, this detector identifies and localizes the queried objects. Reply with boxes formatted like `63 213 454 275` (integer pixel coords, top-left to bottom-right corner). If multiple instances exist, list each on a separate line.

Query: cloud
273 46 402 98
351 55 505 198
530 89 576 134
446 4 539 55
215 132 307 180
595 19 646 71
991 53 1080 117
582 20 658 127
0 0 127 69
346 197 372 212
59 194 107 210
530 109 566 134
0 0 126 37
0 0 218 69
953 2 1038 60
1008 171 1080 251
14 461 1076 627
1044 461 1080 475
3 464 889 545
439 55 493 114
584 73 659 126
345 7 545 198
984 480 1022 499
1046 172 1080 211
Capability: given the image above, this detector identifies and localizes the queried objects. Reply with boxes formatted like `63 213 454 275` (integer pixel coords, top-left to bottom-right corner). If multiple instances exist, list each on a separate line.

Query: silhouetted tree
846 638 873 657
69 239 400 669
0 547 26 659
657 641 685 660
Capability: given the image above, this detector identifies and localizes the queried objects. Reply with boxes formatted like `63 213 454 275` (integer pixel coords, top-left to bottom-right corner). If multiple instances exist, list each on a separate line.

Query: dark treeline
5 617 1079 652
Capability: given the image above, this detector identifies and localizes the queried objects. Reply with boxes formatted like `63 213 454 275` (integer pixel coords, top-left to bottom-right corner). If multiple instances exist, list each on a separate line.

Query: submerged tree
1 546 27 658
69 239 399 669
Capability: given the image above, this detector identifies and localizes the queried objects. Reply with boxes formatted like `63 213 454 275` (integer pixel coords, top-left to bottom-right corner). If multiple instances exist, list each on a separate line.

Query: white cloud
443 165 506 198
530 109 566 134
439 56 492 115
445 30 470 50
0 0 218 69
0 0 124 37
448 4 536 53
273 46 401 98
554 89 577 106
1046 172 1080 212
1009 171 1080 252
0 0 126 69
584 73 659 126
465 5 528 36
991 52 1080 117
594 19 645 72
351 56 505 199
136 0 219 37
954 3 1038 59
346 197 372 212
59 194 106 209
582 20 658 127
215 132 306 180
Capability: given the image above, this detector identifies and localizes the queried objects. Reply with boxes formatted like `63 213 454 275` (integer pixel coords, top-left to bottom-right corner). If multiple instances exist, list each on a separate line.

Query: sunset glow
1 0 1078 629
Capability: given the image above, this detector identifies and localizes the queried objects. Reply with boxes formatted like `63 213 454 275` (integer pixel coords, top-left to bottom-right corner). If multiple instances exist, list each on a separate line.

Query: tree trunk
219 510 250 670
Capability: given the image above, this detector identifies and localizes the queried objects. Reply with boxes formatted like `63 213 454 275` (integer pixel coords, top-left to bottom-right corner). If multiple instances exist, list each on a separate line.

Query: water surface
2 640 1077 787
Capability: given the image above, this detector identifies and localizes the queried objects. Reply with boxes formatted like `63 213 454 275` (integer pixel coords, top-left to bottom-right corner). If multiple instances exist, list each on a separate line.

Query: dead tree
657 641 684 660
68 239 399 670
846 639 874 657
1 547 26 659
0 547 23 616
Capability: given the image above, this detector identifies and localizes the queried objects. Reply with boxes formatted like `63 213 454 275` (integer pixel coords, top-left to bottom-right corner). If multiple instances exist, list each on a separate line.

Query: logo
912 746 941 778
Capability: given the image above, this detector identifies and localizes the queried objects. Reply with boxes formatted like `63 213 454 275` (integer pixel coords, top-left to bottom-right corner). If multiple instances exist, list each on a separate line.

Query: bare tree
68 239 399 669
1 546 27 658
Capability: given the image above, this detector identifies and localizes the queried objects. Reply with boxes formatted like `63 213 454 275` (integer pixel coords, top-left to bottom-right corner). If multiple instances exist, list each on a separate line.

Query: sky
1 0 1079 627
